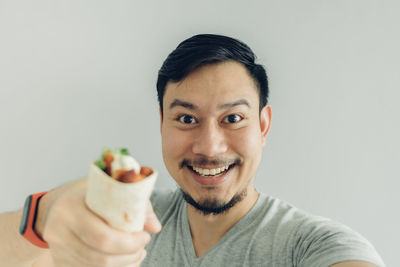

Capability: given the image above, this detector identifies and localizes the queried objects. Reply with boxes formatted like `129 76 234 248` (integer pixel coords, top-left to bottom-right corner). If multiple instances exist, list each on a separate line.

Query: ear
159 108 163 134
259 104 272 146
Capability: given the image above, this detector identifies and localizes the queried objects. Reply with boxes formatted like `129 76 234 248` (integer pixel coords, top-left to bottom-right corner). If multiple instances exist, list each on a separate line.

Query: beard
180 188 247 216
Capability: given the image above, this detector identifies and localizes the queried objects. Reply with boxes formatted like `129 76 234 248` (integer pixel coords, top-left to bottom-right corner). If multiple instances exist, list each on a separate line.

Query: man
0 34 385 267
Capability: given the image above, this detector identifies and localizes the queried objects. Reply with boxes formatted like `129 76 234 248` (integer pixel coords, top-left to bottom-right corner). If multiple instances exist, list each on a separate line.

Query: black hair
157 34 269 115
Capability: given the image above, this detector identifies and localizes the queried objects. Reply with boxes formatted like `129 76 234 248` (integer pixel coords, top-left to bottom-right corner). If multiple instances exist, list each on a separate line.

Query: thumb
144 201 162 233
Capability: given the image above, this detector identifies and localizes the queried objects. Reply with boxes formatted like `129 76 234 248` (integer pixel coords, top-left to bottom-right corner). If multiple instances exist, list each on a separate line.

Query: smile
188 164 235 177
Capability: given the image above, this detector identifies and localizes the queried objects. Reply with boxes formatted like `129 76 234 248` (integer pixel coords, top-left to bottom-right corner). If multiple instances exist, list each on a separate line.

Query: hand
35 178 162 267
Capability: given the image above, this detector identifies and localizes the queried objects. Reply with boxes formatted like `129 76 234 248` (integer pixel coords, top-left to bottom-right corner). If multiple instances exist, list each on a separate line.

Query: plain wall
1 0 398 266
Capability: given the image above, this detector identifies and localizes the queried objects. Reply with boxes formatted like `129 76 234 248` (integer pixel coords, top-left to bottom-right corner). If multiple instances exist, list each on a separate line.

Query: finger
71 196 151 254
121 250 147 267
71 228 147 265
143 201 162 233
126 250 147 267
52 250 146 267
52 249 146 267
58 228 147 266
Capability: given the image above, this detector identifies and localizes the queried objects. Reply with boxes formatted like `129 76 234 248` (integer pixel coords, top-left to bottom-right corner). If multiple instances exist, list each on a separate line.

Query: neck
186 187 259 257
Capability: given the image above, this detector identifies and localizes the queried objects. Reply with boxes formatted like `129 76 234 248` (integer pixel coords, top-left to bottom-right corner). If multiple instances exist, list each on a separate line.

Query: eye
223 114 243 124
178 115 197 124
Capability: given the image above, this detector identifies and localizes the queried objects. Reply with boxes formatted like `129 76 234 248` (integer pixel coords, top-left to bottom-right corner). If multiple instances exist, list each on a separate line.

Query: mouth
187 163 235 177
186 163 236 186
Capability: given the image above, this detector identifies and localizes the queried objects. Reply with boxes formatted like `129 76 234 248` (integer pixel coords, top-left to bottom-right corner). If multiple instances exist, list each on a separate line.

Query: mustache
180 157 242 169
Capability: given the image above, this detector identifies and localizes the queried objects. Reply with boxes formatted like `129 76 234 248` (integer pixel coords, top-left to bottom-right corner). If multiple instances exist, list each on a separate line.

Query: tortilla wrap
85 163 157 232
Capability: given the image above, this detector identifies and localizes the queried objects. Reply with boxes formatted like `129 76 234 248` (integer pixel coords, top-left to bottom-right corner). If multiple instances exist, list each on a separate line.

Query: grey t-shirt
142 189 385 267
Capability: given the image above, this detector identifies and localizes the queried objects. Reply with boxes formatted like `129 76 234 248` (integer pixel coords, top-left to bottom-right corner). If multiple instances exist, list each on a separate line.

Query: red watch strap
23 191 49 248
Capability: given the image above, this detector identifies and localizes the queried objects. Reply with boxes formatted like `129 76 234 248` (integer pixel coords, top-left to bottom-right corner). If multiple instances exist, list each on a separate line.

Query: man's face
160 61 271 213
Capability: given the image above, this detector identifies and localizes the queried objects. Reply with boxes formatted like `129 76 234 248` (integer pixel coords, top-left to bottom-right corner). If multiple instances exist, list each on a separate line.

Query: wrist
20 192 49 248
34 189 56 239
33 193 48 239
33 180 77 239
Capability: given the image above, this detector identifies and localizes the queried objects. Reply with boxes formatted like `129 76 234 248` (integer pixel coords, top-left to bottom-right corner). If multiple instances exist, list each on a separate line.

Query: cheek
231 125 263 157
162 127 190 164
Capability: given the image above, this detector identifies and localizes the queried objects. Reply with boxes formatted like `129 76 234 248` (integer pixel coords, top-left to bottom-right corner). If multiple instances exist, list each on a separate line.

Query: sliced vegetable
95 147 153 183
94 159 106 170
114 148 130 156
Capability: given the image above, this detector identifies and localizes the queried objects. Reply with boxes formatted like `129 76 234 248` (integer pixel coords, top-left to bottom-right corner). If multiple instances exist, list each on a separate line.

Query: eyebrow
217 99 250 110
168 98 250 110
169 99 198 110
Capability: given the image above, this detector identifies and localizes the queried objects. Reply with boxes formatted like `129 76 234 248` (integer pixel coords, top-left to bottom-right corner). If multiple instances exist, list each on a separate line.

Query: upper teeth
192 165 230 176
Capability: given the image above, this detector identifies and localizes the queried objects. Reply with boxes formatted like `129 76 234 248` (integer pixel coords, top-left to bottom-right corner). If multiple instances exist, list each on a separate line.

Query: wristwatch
19 192 49 248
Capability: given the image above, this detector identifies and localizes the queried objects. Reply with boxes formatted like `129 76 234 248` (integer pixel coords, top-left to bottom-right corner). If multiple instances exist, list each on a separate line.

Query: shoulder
253 194 319 229
253 194 385 267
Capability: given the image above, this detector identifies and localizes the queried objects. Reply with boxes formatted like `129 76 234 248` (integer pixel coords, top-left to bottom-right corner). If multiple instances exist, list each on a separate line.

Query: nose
192 120 228 157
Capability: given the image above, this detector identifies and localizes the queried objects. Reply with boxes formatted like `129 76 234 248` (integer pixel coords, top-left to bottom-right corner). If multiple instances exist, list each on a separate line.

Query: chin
180 187 247 216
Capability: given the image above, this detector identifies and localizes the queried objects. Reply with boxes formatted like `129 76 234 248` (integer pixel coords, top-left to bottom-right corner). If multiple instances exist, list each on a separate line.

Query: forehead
163 61 259 109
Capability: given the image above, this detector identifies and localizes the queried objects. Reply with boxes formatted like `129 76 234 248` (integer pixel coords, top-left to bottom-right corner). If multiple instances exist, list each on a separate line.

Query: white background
0 0 398 266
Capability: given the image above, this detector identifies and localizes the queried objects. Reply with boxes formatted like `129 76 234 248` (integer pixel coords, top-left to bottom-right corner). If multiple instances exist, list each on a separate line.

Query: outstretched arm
1 177 161 267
